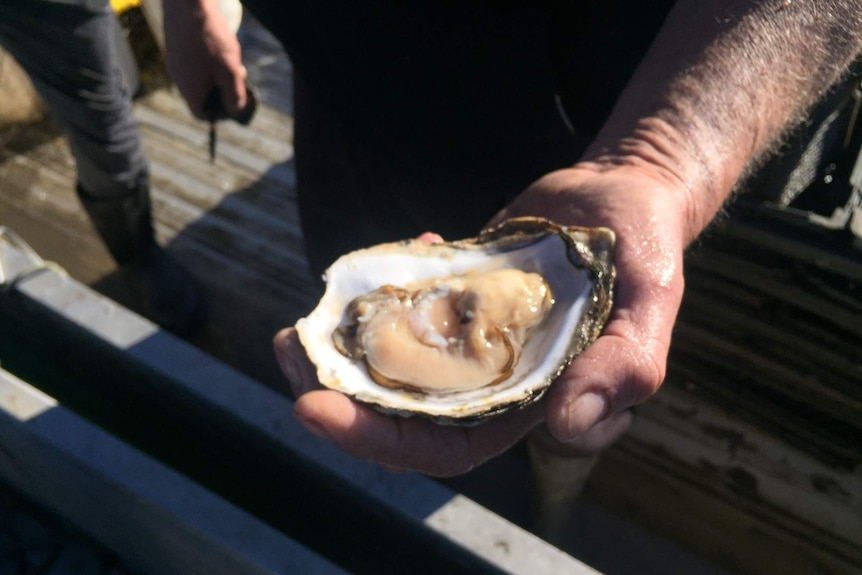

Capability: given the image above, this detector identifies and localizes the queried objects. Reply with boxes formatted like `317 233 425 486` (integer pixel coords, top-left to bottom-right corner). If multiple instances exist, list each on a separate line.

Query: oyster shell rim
295 217 616 425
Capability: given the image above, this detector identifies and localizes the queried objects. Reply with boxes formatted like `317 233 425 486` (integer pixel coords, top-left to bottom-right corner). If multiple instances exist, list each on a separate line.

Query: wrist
579 113 743 245
573 0 862 245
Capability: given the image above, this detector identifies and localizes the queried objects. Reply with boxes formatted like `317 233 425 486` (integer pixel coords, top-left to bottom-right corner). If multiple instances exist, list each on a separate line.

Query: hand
274 164 687 475
275 326 546 475
273 232 547 476
163 0 247 119
490 164 687 452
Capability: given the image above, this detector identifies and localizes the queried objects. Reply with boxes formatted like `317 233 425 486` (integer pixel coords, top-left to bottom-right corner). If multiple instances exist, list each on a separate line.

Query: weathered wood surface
0 46 43 125
0 87 318 394
587 213 862 575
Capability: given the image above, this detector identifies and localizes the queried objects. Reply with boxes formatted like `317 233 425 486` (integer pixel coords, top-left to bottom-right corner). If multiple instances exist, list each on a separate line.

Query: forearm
162 0 225 33
162 0 222 15
581 0 862 242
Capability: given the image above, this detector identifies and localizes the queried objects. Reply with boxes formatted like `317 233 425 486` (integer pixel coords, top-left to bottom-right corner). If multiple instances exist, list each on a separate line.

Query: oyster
295 217 615 424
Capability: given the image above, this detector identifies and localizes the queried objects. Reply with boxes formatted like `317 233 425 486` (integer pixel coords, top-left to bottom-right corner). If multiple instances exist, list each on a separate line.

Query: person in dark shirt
163 0 862 476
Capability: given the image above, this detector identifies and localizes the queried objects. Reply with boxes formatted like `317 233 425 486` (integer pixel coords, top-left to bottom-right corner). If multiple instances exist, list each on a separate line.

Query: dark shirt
243 1 673 137
240 1 675 270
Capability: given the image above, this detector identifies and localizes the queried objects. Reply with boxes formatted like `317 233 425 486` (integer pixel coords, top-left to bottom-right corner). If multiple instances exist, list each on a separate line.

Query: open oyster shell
295 217 615 425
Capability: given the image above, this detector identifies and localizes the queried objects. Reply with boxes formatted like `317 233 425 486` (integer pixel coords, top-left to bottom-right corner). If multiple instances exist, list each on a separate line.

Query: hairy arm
503 0 862 446
583 0 862 240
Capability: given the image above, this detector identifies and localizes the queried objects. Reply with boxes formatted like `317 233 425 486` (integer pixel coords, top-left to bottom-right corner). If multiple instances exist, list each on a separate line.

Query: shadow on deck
0 85 318 393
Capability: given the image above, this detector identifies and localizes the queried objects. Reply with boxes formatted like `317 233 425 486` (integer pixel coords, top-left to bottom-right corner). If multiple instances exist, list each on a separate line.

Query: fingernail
297 414 333 443
565 392 608 440
417 232 443 244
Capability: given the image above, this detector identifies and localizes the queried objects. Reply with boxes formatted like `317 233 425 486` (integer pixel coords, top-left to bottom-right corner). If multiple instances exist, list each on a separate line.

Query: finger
294 390 544 477
527 410 632 460
174 75 212 120
484 209 511 230
417 232 444 244
213 63 247 118
553 410 633 455
544 324 667 442
273 327 323 399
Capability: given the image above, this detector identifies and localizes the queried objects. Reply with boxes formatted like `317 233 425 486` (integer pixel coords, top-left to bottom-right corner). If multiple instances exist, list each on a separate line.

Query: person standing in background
0 0 205 335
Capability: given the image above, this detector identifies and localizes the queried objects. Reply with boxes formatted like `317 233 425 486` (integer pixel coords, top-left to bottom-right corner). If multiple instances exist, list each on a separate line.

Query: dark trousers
0 0 148 198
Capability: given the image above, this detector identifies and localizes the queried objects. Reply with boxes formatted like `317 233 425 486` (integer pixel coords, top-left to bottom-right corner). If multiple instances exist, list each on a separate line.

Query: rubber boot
77 183 207 335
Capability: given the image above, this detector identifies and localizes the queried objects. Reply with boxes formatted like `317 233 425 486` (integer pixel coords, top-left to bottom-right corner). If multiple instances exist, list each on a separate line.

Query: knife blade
203 83 259 164
204 88 221 164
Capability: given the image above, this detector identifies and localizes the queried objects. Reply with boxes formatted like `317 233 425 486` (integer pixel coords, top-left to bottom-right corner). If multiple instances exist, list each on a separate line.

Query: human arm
498 0 862 445
162 0 247 119
276 0 862 475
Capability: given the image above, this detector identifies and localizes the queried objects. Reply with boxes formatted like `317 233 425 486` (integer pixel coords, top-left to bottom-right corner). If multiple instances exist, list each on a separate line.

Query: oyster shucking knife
204 82 259 163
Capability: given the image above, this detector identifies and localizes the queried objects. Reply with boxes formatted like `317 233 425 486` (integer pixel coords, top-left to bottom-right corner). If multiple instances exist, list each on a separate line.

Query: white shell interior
296 233 598 420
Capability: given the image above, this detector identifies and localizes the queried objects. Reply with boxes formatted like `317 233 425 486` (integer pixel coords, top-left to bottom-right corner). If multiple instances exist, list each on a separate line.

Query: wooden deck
0 86 318 393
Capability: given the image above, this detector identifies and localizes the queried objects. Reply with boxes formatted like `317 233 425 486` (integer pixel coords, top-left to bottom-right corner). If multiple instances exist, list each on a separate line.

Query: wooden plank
0 91 316 387
591 439 860 575
627 386 862 543
140 86 295 147
686 249 862 334
720 213 862 282
585 207 862 575
0 368 348 575
0 133 84 223
679 284 860 393
0 249 599 575
0 46 43 124
134 90 294 172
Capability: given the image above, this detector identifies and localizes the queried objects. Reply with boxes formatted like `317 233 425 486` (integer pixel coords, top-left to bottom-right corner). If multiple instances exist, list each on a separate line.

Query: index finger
214 64 248 118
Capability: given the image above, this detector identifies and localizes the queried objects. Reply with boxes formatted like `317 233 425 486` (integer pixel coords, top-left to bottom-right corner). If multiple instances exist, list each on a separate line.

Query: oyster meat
333 268 553 393
295 217 615 424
